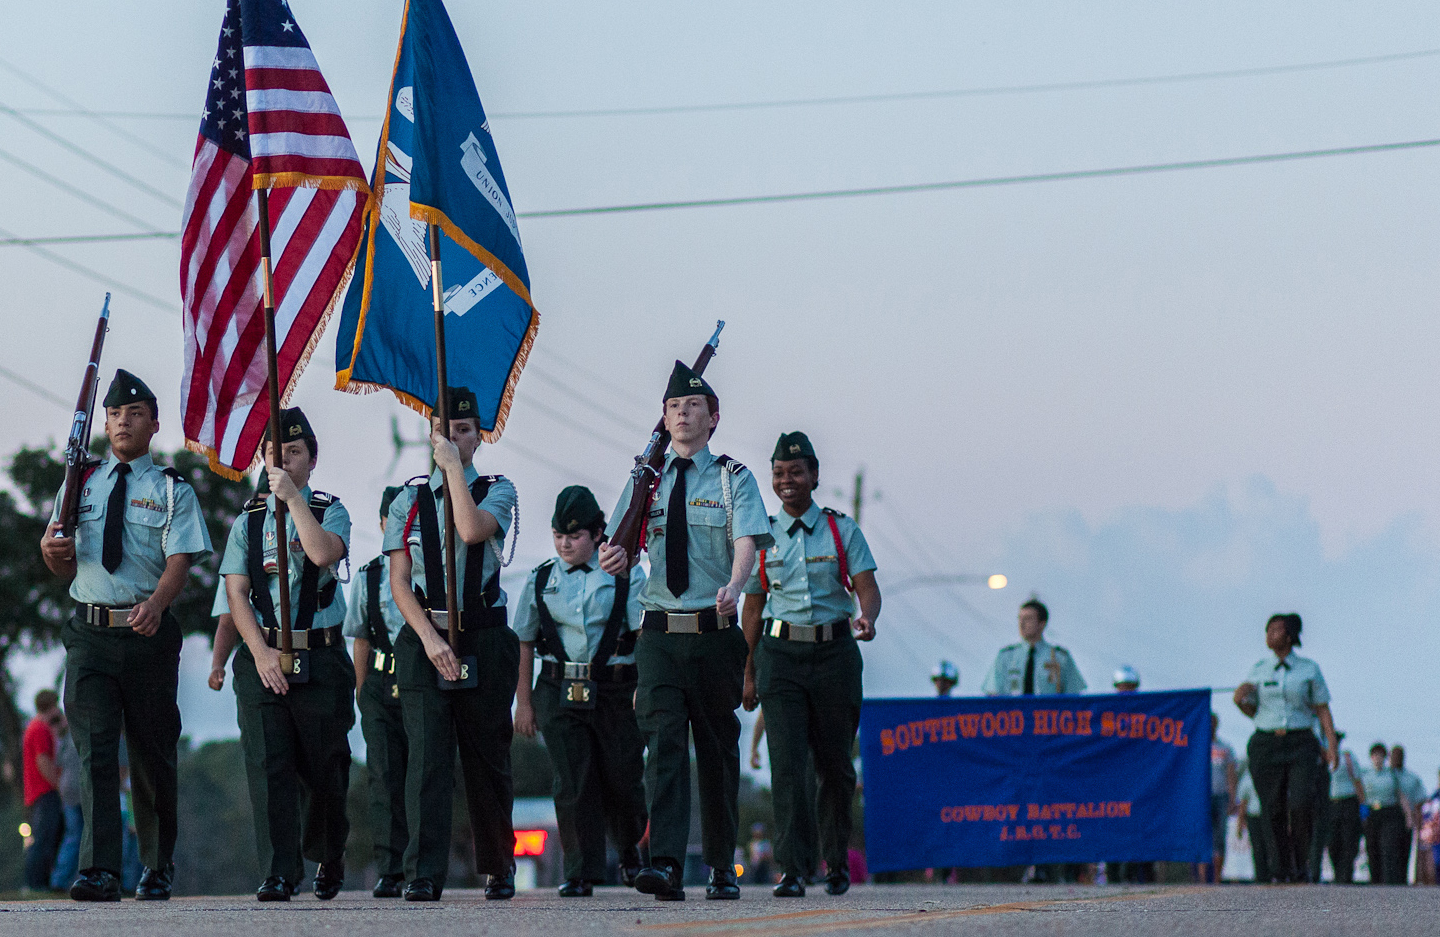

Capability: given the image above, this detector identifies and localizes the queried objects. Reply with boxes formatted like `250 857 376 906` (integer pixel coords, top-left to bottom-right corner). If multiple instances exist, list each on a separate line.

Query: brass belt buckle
429 610 464 633
667 612 700 634
563 662 592 681
1274 728 1287 737
790 622 817 643
107 606 135 628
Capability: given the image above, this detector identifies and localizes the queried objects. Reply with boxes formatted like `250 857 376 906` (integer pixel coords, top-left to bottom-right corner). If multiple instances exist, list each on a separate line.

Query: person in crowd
1419 771 1440 886
22 690 64 893
1391 745 1426 884
982 599 1085 696
1233 612 1337 883
1234 763 1271 883
1324 730 1365 884
1359 742 1408 884
1202 713 1237 883
49 712 82 892
931 661 958 697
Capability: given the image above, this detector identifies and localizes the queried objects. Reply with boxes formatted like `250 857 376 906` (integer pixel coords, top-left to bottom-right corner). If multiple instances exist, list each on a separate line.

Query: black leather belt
540 660 638 683
77 602 138 628
641 608 733 634
764 618 849 643
263 625 343 650
427 607 508 632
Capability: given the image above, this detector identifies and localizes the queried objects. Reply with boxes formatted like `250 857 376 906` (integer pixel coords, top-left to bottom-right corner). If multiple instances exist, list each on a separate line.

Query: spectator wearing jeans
22 690 64 892
49 715 82 891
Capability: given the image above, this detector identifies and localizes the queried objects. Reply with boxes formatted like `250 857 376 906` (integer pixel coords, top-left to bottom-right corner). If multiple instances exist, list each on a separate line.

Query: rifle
608 321 725 559
57 293 112 538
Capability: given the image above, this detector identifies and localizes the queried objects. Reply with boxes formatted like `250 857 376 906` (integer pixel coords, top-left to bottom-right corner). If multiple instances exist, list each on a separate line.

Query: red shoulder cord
636 481 657 554
402 495 422 543
826 513 852 593
758 548 770 591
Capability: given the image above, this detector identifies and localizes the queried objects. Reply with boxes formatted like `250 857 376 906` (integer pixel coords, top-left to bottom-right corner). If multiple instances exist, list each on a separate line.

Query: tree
0 443 253 790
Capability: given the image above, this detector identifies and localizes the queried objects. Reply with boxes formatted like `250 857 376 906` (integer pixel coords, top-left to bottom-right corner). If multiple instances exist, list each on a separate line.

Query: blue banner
859 690 1211 871
334 0 536 439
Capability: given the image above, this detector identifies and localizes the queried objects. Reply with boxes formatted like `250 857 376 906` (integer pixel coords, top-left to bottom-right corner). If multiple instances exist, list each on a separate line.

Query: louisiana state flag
334 0 536 436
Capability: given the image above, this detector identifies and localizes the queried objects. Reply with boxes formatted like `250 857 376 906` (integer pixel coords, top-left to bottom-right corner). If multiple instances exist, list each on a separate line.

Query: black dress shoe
706 867 740 900
256 876 294 901
619 846 643 888
135 863 174 901
634 860 685 901
773 874 805 897
824 868 850 896
372 874 405 898
484 865 516 900
314 861 344 900
557 878 593 897
70 868 122 902
403 878 441 901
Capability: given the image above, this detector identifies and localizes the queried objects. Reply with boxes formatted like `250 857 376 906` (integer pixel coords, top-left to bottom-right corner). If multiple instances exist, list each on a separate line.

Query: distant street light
887 573 1008 596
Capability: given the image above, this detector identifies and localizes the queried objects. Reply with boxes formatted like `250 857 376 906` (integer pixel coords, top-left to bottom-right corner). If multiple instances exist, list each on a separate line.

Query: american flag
181 0 368 479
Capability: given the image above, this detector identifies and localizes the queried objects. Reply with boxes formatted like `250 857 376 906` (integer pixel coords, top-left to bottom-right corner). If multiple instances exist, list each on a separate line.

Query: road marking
636 887 1211 936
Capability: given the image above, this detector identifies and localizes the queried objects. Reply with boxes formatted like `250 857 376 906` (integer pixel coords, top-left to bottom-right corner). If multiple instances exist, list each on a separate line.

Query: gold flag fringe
252 173 371 195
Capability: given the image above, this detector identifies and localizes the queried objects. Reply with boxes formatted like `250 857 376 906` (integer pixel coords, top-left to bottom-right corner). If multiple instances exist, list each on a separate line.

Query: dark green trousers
358 668 408 878
62 611 182 876
634 624 748 868
1327 796 1362 883
533 673 647 881
1246 729 1322 883
755 630 862 877
394 624 518 884
233 642 355 882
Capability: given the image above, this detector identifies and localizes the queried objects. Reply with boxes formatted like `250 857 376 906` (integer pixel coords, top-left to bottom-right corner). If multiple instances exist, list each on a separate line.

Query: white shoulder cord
161 473 176 553
489 489 519 568
720 463 734 549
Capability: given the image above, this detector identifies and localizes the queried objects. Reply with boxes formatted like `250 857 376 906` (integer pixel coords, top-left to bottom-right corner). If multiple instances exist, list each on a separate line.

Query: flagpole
428 223 461 655
256 190 296 676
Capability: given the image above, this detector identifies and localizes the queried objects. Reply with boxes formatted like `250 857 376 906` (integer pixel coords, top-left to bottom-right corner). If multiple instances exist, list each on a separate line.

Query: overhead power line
9 47 1440 123
0 224 178 313
0 145 166 232
8 135 1438 249
0 232 178 247
0 364 67 408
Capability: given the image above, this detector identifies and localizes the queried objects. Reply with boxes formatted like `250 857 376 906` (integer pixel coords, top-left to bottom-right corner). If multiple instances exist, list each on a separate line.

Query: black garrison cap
380 485 403 519
552 485 604 533
664 360 715 401
447 385 480 419
771 431 816 464
102 369 156 408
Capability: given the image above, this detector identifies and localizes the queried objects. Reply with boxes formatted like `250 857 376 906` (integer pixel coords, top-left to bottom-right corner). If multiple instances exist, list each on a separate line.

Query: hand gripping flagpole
256 191 296 679
428 223 462 659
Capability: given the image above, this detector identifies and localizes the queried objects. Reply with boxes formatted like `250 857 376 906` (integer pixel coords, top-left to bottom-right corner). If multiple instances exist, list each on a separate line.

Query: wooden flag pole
428 223 461 655
256 191 295 675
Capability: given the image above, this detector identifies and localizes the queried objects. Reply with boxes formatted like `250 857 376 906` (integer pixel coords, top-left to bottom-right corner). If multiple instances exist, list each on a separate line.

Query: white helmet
1113 665 1141 689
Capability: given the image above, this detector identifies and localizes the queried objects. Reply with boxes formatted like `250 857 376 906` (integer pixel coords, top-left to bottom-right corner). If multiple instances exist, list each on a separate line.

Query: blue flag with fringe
334 0 536 435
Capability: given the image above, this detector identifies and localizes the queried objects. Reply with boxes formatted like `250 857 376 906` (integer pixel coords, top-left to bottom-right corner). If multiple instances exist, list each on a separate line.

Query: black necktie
788 519 806 537
666 458 693 598
569 564 592 574
102 463 131 574
1022 645 1036 695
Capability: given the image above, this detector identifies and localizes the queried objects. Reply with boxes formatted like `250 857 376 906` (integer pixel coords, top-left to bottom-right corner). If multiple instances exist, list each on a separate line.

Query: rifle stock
58 294 111 538
608 321 724 558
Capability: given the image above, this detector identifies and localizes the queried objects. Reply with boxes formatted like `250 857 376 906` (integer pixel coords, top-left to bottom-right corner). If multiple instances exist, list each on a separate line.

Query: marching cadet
221 408 354 901
343 486 408 898
981 599 1086 696
740 432 881 898
385 386 519 902
598 362 773 901
513 486 648 897
39 370 211 901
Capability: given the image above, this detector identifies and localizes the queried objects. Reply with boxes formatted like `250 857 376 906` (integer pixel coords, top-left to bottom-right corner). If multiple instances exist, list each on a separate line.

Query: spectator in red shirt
23 690 64 892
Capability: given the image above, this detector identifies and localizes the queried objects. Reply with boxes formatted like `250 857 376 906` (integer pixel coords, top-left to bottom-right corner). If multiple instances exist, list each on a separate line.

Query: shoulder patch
713 453 747 475
244 494 268 513
531 557 558 574
309 490 338 507
405 474 430 489
360 556 383 571
161 466 189 484
821 506 847 518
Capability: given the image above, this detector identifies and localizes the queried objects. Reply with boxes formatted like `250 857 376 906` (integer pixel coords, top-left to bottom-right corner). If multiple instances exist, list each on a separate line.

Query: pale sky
3 2 1440 777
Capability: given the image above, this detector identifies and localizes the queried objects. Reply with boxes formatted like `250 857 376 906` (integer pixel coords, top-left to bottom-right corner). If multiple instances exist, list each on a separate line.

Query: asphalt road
0 883 1435 936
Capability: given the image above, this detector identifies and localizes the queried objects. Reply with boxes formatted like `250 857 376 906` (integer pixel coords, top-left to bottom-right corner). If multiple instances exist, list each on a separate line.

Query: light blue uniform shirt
1242 653 1329 732
606 445 773 612
513 560 647 666
1330 750 1363 799
343 554 406 645
981 639 1086 695
212 579 229 617
1237 770 1261 817
384 466 516 610
1359 766 1401 808
50 453 212 606
1398 768 1427 809
219 486 351 630
742 502 876 626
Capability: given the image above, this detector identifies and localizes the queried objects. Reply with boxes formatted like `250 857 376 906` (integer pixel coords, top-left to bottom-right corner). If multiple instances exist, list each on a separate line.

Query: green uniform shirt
1330 750 1362 799
605 445 773 611
742 502 875 625
50 454 212 605
219 487 351 629
512 561 647 666
383 466 516 609
342 554 406 645
981 639 1086 695
1242 653 1329 731
1359 766 1401 808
